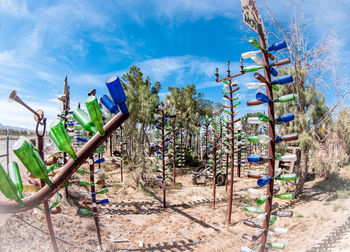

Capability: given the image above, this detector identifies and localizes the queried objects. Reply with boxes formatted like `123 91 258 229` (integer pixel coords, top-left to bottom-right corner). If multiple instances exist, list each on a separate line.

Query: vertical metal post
237 129 241 177
37 125 59 252
212 123 217 209
161 111 166 208
6 134 9 173
89 152 103 246
257 24 275 252
109 136 112 157
225 152 229 192
180 128 183 176
227 77 235 224
120 127 123 183
172 116 176 184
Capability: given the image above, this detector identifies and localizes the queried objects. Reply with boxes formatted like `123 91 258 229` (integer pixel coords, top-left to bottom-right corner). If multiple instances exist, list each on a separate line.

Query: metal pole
120 127 123 183
161 111 166 208
89 151 102 246
215 61 245 224
37 121 59 252
237 129 241 177
172 116 176 184
6 134 9 173
212 124 217 209
227 77 235 223
257 24 276 252
225 152 229 192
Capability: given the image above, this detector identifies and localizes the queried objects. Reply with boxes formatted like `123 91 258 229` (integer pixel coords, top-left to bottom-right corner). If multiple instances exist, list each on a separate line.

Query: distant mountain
0 123 33 132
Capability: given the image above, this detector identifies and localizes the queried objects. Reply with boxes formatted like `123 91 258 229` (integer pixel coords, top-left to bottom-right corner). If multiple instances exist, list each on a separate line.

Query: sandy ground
1 161 350 252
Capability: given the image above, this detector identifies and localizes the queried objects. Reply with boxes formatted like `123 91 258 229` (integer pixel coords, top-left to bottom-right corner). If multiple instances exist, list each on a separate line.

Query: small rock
137 241 144 248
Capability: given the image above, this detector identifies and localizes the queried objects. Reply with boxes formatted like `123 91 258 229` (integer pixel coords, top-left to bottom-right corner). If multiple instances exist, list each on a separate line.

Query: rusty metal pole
205 123 209 165
215 61 244 224
237 129 241 177
180 128 183 176
257 24 275 252
37 120 59 252
89 149 103 247
161 110 166 208
227 77 235 223
212 123 217 209
225 152 229 192
120 127 123 183
172 116 176 184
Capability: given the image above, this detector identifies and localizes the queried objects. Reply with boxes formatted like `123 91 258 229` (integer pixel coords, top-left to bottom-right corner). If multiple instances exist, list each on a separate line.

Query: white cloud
0 0 30 18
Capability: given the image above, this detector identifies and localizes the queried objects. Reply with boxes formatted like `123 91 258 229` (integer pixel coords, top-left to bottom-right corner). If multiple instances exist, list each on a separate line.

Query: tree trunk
295 148 309 197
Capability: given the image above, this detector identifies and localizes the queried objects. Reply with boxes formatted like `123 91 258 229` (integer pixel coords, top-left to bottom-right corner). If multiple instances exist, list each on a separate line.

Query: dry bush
309 130 349 178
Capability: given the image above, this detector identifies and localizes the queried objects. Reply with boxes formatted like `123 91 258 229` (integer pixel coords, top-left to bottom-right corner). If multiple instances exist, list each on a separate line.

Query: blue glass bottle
270 67 278 77
257 175 271 187
100 95 119 114
276 113 294 124
106 75 128 114
271 75 293 85
268 41 287 51
256 91 271 103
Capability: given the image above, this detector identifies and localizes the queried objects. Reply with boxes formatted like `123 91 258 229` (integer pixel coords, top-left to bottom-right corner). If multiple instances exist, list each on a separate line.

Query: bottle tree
242 25 297 251
154 102 171 208
215 60 243 224
208 117 222 209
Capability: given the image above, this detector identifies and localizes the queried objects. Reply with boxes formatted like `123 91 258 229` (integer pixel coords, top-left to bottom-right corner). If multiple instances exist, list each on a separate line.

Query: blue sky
0 0 349 129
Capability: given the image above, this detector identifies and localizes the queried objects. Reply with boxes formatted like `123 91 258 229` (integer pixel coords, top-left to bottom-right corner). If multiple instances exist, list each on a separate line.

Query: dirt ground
1 161 350 252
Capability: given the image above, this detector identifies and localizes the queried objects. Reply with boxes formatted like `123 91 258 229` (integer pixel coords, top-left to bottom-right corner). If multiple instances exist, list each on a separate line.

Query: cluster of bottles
240 38 298 251
176 127 185 173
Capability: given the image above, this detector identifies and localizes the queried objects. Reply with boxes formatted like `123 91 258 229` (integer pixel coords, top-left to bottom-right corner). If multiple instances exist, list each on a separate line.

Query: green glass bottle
13 138 52 186
8 161 23 198
272 85 279 91
80 208 94 214
50 120 77 160
95 146 105 153
96 189 109 194
259 114 271 122
244 205 265 214
79 180 94 186
0 163 24 206
248 136 259 143
274 192 295 200
267 243 285 249
76 168 89 174
73 108 98 134
48 130 65 152
256 195 269 206
275 174 297 181
248 37 263 50
269 215 277 226
243 65 264 73
274 94 296 103
85 96 105 136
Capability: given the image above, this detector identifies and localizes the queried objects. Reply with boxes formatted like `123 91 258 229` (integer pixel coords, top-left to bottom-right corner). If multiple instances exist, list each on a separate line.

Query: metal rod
161 110 166 208
120 127 123 183
37 122 59 252
237 129 241 177
257 24 276 252
212 123 217 209
6 134 9 173
172 116 176 184
89 149 102 246
0 112 129 213
227 77 235 224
